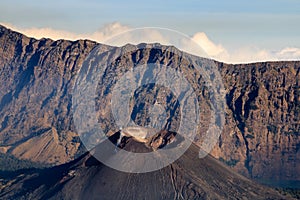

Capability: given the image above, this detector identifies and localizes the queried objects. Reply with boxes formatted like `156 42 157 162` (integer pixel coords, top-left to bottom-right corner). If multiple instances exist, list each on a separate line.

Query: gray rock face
216 62 300 185
0 24 299 186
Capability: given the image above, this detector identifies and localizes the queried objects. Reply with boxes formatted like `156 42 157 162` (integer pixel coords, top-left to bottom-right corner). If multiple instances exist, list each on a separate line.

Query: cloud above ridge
2 22 130 42
191 32 228 58
2 22 299 64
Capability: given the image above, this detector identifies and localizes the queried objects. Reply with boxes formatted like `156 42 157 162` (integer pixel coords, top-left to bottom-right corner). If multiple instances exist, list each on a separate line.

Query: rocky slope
0 25 100 164
0 131 290 200
0 24 299 186
216 61 300 185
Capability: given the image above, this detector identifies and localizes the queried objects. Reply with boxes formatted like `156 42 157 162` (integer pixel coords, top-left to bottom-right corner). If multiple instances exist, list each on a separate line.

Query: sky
1 0 300 63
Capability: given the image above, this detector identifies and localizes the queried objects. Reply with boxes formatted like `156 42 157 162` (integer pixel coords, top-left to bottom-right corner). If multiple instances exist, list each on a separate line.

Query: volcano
0 130 289 200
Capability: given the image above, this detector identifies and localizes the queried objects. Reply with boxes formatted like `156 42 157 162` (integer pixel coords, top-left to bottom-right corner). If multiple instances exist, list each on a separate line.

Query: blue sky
1 0 299 63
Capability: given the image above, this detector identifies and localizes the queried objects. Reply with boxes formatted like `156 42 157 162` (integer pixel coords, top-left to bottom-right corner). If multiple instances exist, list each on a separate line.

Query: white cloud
223 46 275 64
2 22 130 42
190 32 300 63
276 47 300 59
224 46 300 64
191 32 228 58
1 22 300 64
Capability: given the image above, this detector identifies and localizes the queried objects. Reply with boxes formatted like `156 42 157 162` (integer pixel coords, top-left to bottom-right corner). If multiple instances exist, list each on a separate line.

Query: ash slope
0 132 289 200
